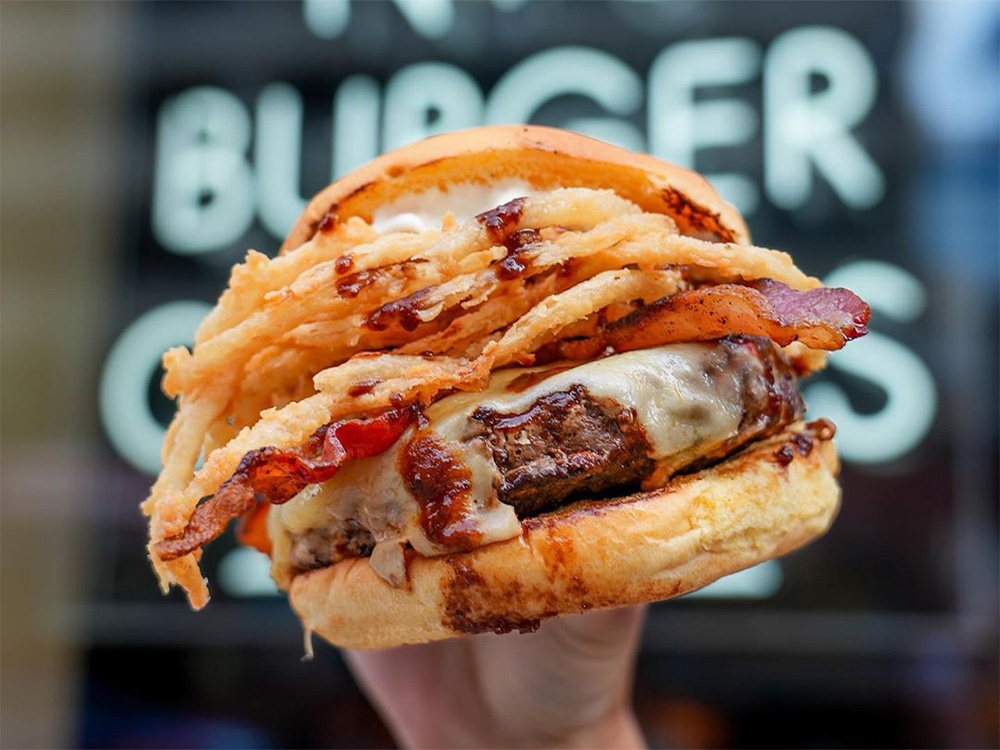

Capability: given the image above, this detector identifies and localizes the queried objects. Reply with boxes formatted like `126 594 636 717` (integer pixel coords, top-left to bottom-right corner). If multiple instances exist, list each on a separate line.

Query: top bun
281 124 749 253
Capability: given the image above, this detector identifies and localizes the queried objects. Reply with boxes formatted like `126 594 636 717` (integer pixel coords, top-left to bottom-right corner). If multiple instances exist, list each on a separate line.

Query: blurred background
1 1 998 747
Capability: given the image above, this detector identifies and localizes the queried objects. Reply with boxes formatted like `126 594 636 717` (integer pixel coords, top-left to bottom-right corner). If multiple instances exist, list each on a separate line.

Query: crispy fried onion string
144 185 860 607
163 190 817 398
163 189 644 397
195 216 381 344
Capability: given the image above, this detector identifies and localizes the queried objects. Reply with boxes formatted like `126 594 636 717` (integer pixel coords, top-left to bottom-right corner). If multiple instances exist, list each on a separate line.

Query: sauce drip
398 432 482 548
334 253 354 274
477 197 539 280
497 228 541 280
337 269 377 298
774 419 835 467
318 211 339 234
774 444 794 466
348 378 381 397
364 288 429 332
790 431 814 456
476 197 526 245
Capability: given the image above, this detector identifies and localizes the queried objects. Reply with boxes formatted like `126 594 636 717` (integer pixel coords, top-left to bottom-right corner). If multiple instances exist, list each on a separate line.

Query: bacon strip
154 406 418 561
551 279 869 360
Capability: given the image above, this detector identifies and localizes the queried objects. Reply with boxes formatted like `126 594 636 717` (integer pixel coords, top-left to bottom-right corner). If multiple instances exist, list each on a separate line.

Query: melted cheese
274 342 759 571
434 344 748 459
371 179 534 233
276 417 519 557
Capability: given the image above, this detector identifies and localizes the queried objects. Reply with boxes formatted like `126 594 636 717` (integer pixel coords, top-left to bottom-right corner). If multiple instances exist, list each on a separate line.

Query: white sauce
371 179 535 233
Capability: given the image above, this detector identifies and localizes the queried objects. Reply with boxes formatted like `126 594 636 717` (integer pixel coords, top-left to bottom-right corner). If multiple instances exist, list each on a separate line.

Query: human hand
346 605 647 749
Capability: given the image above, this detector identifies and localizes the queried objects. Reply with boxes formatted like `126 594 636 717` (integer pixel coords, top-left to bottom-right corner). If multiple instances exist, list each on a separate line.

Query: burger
143 125 870 649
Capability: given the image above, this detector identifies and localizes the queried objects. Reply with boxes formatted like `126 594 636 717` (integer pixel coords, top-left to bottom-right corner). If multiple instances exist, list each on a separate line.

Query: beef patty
469 385 655 516
470 335 803 517
290 519 375 571
289 335 803 570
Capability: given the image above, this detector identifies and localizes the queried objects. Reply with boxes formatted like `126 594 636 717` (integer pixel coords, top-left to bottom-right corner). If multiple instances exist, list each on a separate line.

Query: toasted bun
280 125 749 253
290 424 839 650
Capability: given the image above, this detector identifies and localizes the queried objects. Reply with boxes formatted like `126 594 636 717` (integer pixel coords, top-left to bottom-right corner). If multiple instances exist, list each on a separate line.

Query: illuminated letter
383 63 482 151
99 301 212 475
804 261 936 464
303 0 350 39
255 83 307 240
153 87 255 254
390 0 454 39
485 47 643 150
333 76 380 178
303 0 523 40
305 0 456 40
648 38 761 213
764 26 885 210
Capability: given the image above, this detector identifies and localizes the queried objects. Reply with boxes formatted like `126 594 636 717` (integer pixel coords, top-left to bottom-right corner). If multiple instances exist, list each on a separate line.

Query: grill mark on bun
441 524 603 634
662 187 736 243
442 560 545 635
440 498 613 634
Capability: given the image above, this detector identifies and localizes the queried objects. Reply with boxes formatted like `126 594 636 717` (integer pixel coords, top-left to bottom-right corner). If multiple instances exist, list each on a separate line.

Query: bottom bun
290 422 840 650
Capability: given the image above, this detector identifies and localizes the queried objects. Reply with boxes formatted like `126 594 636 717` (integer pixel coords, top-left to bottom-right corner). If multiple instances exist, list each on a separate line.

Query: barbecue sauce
476 198 540 280
318 211 339 234
363 288 429 332
398 432 482 548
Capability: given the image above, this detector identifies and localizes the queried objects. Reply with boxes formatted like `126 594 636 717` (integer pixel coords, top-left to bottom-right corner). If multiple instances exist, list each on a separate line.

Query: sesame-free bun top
280 125 750 253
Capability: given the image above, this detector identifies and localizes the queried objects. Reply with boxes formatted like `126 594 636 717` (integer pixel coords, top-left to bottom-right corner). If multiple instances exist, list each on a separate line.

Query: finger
538 605 647 706
544 604 647 664
467 605 648 741
345 641 481 748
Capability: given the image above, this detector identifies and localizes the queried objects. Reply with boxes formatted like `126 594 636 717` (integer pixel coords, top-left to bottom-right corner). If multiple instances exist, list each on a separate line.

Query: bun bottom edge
288 423 841 650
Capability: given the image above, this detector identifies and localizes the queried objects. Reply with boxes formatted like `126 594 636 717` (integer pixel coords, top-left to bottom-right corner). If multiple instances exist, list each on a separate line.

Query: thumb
539 605 647 696
545 604 647 664
470 605 647 739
